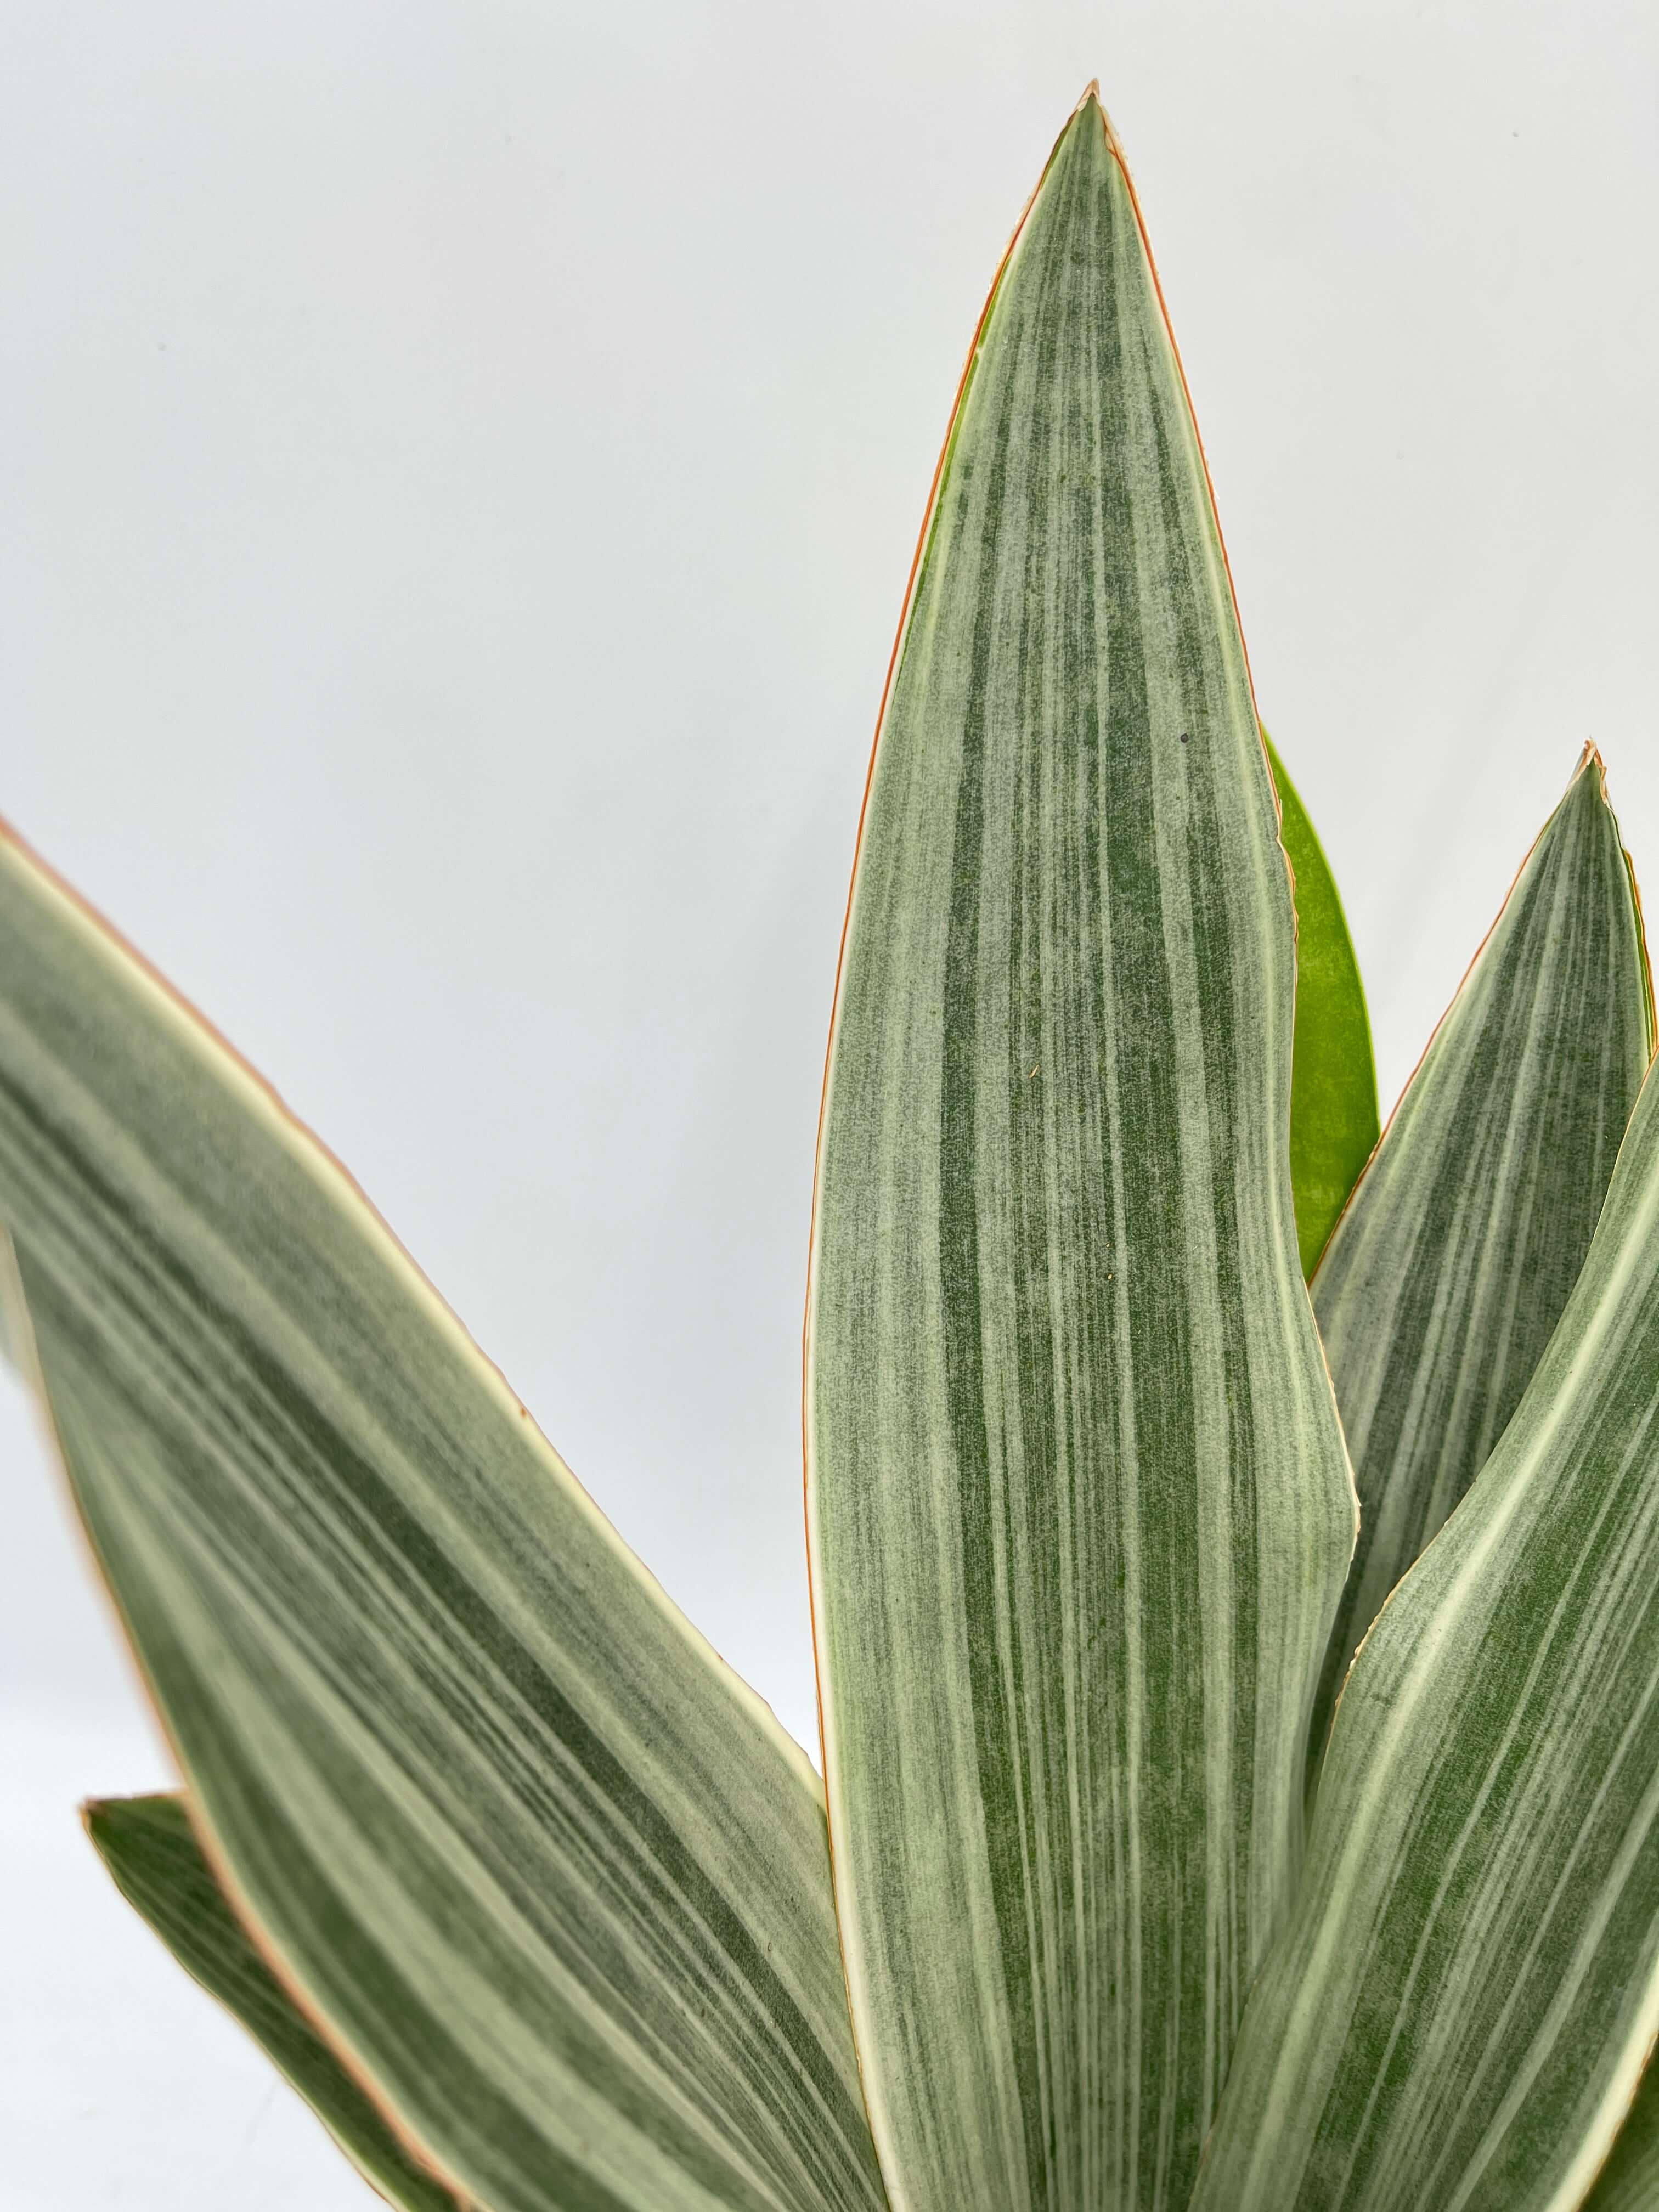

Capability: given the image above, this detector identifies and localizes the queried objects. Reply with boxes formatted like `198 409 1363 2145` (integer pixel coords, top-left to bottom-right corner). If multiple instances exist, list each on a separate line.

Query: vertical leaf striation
1190 1045 1659 2212
1307 753 1651 1790
1587 2064 1659 2212
806 95 1355 2212
85 1793 462 2212
0 829 887 2212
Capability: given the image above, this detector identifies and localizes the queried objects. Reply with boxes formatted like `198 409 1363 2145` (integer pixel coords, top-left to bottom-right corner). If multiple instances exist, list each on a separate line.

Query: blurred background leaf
1262 730 1379 1277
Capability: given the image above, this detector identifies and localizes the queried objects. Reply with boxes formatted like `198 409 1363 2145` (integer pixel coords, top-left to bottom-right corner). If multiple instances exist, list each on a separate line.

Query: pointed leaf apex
1565 741 1616 819
1066 79 1125 157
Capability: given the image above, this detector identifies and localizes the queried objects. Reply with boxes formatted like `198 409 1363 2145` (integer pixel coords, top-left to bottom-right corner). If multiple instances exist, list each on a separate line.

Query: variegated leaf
1587 2065 1659 2212
84 1792 462 2212
1189 1038 1659 2212
805 89 1356 2212
1306 750 1651 1791
1261 730 1379 1278
0 824 886 2212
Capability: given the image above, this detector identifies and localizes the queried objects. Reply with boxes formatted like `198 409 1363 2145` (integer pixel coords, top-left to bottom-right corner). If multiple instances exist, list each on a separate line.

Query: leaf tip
1068 77 1127 159
1554 741 1616 829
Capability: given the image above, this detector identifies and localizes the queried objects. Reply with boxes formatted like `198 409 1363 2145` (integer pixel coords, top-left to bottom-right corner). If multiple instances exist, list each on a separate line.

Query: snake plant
10 83 1659 2212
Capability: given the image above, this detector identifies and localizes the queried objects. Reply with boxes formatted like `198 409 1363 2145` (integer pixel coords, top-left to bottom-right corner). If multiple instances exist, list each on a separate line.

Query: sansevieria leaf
1587 2068 1659 2212
84 1793 461 2212
1262 731 1379 1278
1188 1042 1659 2212
805 91 1356 2212
1305 749 1651 1790
0 824 887 2212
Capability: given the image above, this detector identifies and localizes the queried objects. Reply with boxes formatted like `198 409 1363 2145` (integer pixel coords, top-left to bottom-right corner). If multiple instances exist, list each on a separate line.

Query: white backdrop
4 4 1656 2205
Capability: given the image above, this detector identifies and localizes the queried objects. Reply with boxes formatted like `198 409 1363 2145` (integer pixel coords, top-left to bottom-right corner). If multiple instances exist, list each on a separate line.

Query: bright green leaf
84 1792 461 2212
1188 1035 1659 2212
0 830 886 2212
1305 751 1651 1795
1261 730 1379 1277
805 91 1356 2212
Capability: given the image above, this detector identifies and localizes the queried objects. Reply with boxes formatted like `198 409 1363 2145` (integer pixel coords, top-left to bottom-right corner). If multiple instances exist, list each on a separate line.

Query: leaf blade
1586 2063 1659 2212
1189 1037 1659 2212
84 1792 462 2212
1261 730 1379 1277
0 826 885 2212
805 93 1356 2212
1306 751 1651 1792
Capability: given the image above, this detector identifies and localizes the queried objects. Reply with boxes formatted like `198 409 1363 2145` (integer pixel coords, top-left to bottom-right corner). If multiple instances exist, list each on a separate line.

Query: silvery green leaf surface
1261 731 1379 1278
805 91 1356 2212
1306 751 1651 1791
0 822 885 2212
1189 1041 1659 2212
1587 2068 1659 2212
84 1792 462 2212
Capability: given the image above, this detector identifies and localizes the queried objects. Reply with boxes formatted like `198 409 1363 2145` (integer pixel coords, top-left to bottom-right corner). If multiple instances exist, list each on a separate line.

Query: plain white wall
4 4 1656 2204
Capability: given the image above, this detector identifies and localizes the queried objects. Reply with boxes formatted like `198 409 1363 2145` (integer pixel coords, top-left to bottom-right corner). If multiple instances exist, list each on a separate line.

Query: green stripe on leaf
84 1792 461 2212
1192 996 1659 2212
806 92 1355 2212
0 825 885 2212
1306 750 1650 1797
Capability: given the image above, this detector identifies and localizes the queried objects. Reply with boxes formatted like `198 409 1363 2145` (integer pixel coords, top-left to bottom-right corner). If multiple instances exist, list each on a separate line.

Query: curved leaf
1587 2065 1659 2212
1189 1040 1659 2212
0 823 885 2212
1306 751 1651 1792
1261 730 1379 1277
84 1792 461 2212
805 90 1356 2212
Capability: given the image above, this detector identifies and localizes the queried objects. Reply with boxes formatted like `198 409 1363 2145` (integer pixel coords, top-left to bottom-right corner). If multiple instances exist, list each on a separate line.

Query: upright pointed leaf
1189 1046 1659 2212
0 825 886 2212
1306 751 1651 1788
805 93 1356 2212
85 1793 462 2212
1262 731 1379 1276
